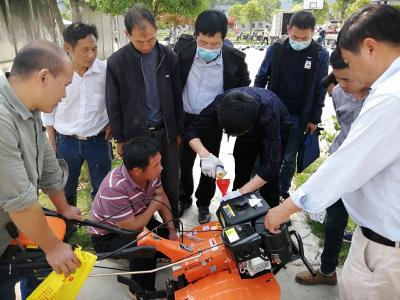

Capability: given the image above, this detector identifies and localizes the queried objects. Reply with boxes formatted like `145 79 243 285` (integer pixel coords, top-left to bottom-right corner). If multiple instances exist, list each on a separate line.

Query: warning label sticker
223 204 235 218
208 238 219 251
225 227 240 243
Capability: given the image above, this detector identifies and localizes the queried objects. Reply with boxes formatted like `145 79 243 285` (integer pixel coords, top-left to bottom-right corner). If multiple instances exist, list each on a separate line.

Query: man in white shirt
264 5 400 299
42 23 111 239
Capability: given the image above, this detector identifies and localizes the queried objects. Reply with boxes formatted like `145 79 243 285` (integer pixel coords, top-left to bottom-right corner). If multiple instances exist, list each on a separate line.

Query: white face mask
289 38 312 51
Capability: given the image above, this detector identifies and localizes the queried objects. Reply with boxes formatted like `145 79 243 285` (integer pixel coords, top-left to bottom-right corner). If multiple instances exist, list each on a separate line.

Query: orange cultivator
1 193 315 300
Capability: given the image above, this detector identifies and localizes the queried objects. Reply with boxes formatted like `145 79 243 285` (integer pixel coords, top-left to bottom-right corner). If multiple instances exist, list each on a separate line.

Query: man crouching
88 136 176 290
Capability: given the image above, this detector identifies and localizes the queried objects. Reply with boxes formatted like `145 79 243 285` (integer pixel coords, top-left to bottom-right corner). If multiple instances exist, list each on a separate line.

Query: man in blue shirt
255 11 329 200
265 5 400 298
175 10 250 223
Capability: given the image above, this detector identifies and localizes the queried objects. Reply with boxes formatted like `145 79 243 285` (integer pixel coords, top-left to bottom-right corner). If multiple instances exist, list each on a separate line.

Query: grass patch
293 157 356 266
39 158 123 250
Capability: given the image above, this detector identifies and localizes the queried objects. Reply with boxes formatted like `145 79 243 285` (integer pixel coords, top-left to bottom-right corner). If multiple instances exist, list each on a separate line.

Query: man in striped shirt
88 136 176 290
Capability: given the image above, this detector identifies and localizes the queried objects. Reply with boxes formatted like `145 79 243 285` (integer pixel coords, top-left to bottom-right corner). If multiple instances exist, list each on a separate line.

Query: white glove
200 154 224 178
221 190 241 202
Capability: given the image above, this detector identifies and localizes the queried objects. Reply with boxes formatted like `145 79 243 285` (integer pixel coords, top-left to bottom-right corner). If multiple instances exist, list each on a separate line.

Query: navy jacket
185 87 291 183
254 39 329 126
106 42 184 143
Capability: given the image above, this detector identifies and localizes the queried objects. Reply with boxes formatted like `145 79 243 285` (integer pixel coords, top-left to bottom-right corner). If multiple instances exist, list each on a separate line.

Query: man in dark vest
254 10 329 200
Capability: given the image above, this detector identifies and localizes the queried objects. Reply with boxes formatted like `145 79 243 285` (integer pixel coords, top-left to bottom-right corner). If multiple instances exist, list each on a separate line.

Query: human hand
176 135 182 147
45 242 81 276
116 142 125 157
200 154 224 178
264 205 293 234
137 227 150 240
168 229 178 241
59 205 84 222
221 190 241 201
103 124 112 141
306 122 318 133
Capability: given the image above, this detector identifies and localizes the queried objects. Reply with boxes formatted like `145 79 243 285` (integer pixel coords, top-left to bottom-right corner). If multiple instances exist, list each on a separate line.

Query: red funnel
216 178 230 196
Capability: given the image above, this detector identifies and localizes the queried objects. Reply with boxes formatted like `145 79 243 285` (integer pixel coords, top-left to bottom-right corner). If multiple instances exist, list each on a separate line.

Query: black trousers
232 136 287 208
150 128 180 221
320 199 349 275
91 218 169 291
180 113 223 208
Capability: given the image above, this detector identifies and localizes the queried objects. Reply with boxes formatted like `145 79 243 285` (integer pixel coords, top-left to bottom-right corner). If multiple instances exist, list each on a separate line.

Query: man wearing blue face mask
174 10 250 224
255 10 329 200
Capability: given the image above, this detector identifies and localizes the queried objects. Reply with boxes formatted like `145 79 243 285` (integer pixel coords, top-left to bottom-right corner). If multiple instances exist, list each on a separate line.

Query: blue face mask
289 38 312 51
197 46 221 62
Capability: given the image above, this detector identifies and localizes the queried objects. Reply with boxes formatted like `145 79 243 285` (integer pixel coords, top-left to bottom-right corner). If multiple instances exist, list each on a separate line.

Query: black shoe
177 200 192 217
198 207 211 224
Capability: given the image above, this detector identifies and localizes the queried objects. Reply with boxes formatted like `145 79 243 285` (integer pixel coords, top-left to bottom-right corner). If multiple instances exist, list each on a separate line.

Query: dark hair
123 136 160 170
330 48 348 69
10 40 68 78
63 23 98 47
321 72 338 89
124 6 157 34
289 10 316 30
338 4 400 53
194 10 228 39
218 92 260 136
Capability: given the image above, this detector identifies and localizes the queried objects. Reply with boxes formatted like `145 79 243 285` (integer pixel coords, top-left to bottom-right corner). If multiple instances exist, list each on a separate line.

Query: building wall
0 0 62 71
0 0 121 70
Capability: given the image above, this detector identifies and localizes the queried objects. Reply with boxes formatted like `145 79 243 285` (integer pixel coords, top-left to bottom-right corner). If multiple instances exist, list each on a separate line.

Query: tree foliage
229 0 264 34
291 0 329 25
346 0 372 17
257 0 281 23
290 2 303 12
228 3 244 19
331 0 357 21
313 0 329 24
85 0 207 17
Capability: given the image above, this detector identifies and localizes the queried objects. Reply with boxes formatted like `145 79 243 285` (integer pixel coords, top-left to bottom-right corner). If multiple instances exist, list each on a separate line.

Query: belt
148 123 165 135
71 132 105 141
360 226 400 248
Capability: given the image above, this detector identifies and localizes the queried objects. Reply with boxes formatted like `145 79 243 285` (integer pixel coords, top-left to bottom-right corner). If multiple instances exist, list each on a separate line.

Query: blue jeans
20 277 42 299
320 199 349 275
0 248 45 300
0 275 35 300
56 133 112 204
279 114 305 194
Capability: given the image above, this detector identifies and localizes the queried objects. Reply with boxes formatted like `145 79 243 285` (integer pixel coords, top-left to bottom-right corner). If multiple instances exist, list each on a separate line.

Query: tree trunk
249 19 252 36
70 0 85 23
48 0 65 33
